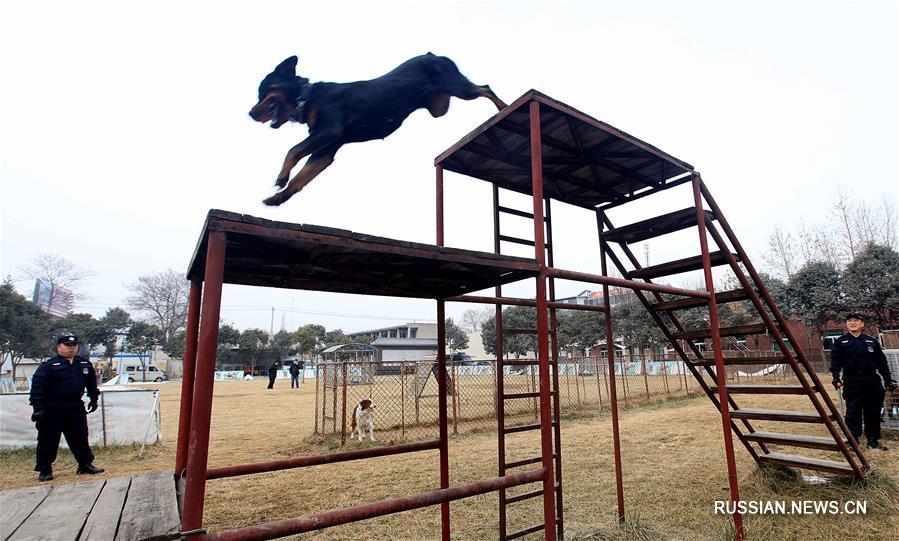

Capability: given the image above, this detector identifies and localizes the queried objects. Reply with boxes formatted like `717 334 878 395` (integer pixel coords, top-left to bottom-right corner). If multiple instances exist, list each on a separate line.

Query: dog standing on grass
351 399 376 442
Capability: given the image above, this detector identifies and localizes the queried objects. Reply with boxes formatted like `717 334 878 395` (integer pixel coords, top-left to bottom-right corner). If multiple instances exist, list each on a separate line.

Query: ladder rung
652 289 748 311
758 452 853 476
710 384 813 395
503 422 557 434
746 431 847 451
502 359 540 366
673 323 768 341
503 392 541 399
731 408 828 423
693 355 788 366
505 453 560 470
628 251 737 280
498 205 545 220
505 523 545 539
603 207 715 244
504 483 562 506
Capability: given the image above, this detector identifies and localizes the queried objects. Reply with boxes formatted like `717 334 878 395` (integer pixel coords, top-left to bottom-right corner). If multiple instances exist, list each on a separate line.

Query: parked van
124 365 168 382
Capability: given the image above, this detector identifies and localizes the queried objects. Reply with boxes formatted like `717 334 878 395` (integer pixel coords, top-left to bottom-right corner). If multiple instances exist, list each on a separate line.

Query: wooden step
746 431 847 451
693 355 788 366
652 289 748 311
505 483 562 506
674 323 768 341
502 359 539 366
731 408 828 423
710 384 812 395
603 208 715 244
627 251 737 280
503 392 541 400
759 452 853 476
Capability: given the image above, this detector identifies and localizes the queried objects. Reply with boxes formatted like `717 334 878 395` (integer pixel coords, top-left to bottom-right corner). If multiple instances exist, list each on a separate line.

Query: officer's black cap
845 312 865 322
57 334 79 345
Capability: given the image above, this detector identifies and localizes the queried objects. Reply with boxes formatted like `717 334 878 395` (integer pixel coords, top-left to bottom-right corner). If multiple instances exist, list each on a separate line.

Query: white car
124 365 168 382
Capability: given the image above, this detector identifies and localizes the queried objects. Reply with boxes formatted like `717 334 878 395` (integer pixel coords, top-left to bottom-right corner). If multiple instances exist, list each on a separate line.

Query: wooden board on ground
115 471 179 541
0 485 51 540
80 477 131 541
9 480 104 541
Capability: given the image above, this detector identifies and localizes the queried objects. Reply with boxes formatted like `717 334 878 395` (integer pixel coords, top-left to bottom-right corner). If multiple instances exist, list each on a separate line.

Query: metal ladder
493 186 565 540
596 177 866 480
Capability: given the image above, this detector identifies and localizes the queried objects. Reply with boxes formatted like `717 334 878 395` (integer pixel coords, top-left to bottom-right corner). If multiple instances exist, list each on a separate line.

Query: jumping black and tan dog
249 54 507 206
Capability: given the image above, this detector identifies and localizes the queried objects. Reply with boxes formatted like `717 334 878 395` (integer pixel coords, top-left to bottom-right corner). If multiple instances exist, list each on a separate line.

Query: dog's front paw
263 192 286 206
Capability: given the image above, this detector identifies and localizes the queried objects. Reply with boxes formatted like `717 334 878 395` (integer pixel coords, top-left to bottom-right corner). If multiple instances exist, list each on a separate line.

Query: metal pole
597 211 625 523
436 165 444 246
181 231 227 537
341 361 348 446
436 301 450 541
176 280 202 477
530 100 558 541
692 178 743 540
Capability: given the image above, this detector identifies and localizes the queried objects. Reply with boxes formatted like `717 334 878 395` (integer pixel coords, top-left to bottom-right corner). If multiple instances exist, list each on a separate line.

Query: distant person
289 361 301 389
267 360 281 389
831 312 897 451
29 335 105 481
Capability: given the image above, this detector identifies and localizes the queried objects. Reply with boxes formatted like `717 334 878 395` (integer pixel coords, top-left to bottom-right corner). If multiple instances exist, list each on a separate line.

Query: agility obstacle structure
174 90 864 541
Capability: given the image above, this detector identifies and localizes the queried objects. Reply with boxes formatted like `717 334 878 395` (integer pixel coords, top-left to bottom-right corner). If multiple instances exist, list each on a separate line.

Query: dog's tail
351 407 357 431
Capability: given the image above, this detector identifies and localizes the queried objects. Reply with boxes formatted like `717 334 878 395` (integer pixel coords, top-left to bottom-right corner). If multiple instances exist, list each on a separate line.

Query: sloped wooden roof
187 210 539 298
436 90 694 209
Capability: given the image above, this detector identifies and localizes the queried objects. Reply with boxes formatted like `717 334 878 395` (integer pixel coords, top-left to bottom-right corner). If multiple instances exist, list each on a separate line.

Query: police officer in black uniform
29 335 105 481
267 360 280 389
830 312 897 451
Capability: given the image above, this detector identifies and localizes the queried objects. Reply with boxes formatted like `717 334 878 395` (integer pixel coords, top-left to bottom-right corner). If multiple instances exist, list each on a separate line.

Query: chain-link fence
316 352 825 445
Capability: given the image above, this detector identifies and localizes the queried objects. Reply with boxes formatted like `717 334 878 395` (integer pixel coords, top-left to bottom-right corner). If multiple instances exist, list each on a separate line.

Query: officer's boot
77 463 105 474
38 468 53 482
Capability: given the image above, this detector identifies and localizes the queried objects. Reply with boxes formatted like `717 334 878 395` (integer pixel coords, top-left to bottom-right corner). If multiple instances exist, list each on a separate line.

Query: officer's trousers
268 374 276 389
843 380 885 443
291 375 300 388
34 404 94 472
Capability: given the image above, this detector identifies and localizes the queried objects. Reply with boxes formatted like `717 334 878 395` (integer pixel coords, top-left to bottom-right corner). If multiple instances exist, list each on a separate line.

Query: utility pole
270 307 275 335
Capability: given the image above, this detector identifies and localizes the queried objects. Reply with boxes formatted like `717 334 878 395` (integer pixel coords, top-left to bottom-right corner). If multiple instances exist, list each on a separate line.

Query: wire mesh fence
313 352 833 445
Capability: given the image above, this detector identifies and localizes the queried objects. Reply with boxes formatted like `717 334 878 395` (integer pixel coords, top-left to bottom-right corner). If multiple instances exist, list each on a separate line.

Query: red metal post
436 165 444 246
597 212 625 522
692 179 743 540
181 231 227 536
529 100 558 541
436 301 450 541
175 279 202 477
494 182 508 540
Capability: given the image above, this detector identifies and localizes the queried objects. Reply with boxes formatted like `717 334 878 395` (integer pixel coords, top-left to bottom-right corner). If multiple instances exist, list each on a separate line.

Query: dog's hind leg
452 83 507 111
263 143 340 206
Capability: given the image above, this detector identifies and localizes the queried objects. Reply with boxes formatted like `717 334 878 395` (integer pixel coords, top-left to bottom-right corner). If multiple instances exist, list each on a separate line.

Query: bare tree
459 307 492 334
762 227 797 279
125 269 189 343
17 254 95 313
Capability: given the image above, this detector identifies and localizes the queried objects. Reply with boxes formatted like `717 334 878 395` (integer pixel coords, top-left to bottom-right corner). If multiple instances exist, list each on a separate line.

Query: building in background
347 322 437 342
31 279 72 317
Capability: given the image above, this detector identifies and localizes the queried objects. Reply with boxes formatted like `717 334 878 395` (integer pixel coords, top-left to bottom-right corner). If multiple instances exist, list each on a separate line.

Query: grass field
1 378 896 540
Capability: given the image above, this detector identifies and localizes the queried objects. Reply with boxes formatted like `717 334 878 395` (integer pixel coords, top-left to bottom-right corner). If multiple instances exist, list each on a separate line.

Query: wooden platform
0 471 179 541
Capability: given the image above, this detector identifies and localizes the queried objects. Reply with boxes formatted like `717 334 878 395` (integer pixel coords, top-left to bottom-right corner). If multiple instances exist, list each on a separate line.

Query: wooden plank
0 485 51 540
710 384 812 395
9 480 104 541
603 207 714 244
731 408 826 423
673 323 768 341
627 251 735 280
115 472 179 541
746 432 846 451
80 477 131 541
652 289 747 311
759 452 853 475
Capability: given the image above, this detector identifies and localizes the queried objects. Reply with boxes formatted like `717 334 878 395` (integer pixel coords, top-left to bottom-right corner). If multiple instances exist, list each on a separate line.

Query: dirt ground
1 378 896 540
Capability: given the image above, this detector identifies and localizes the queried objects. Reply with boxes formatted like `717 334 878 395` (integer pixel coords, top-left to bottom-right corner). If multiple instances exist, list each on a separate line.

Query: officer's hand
87 400 98 414
31 411 42 423
832 378 842 390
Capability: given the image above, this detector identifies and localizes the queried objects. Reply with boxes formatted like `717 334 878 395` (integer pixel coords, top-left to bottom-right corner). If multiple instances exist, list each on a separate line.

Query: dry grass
1 378 897 540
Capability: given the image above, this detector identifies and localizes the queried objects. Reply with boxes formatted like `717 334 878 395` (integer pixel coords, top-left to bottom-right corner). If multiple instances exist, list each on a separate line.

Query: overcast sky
2 1 897 335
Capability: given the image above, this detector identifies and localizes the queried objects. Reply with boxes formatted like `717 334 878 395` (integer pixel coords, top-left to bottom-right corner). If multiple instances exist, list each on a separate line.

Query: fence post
452 362 458 435
595 357 603 411
415 362 421 426
401 361 406 440
531 363 538 421
314 364 320 435
662 359 670 398
341 361 348 447
642 357 650 400
620 359 629 406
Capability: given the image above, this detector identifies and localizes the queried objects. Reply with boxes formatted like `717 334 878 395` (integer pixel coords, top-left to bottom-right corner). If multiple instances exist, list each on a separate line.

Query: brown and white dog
351 399 376 442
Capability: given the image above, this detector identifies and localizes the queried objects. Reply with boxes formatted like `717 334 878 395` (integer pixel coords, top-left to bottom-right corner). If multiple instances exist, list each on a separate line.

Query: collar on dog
291 82 313 123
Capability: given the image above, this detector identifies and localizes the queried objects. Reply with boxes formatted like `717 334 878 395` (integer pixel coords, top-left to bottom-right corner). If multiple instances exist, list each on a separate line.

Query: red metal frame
175 279 202 478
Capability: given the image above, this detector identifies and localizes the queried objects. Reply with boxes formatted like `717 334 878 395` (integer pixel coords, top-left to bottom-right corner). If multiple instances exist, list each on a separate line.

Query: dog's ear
275 56 298 77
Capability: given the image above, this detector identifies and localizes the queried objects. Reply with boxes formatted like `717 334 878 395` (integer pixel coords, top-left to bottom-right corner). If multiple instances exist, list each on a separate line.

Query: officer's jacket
29 355 100 408
830 333 893 384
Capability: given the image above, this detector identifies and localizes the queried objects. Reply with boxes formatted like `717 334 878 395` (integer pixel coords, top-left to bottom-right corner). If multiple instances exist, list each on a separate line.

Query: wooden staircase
597 183 867 481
